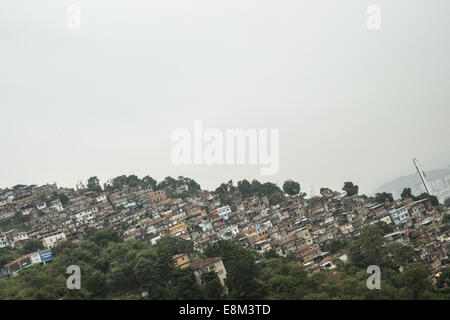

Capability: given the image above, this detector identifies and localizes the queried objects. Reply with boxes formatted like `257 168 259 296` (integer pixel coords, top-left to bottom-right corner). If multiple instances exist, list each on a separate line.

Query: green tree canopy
342 182 359 197
20 239 44 254
201 271 224 299
283 180 301 196
204 240 262 299
237 179 252 197
374 192 394 204
414 193 440 206
0 228 440 300
141 176 157 190
444 197 450 207
442 214 450 226
87 176 102 193
320 188 332 196
401 187 413 199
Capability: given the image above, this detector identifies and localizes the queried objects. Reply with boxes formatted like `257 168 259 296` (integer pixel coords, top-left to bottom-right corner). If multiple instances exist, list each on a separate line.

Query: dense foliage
374 192 394 204
282 180 301 196
0 226 448 300
342 182 359 197
216 179 286 206
101 175 201 199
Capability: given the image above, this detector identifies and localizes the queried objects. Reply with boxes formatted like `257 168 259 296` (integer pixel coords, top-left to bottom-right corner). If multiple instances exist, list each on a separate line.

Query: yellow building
169 222 186 235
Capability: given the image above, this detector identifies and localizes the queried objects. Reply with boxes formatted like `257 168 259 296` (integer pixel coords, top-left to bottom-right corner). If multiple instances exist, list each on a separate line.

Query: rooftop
190 257 222 270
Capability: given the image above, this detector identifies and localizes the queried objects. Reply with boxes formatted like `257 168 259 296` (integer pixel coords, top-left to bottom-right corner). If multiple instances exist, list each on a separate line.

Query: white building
96 194 108 203
215 205 232 220
388 206 409 225
50 199 64 212
43 232 67 248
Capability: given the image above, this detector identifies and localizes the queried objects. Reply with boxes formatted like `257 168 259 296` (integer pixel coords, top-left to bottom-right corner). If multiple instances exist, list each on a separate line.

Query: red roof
190 257 222 270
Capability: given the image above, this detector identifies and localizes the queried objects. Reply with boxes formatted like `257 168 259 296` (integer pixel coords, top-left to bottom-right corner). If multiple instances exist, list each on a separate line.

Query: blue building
388 206 409 225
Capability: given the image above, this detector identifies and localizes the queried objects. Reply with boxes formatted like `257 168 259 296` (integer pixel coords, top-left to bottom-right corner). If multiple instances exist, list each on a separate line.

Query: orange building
173 253 191 269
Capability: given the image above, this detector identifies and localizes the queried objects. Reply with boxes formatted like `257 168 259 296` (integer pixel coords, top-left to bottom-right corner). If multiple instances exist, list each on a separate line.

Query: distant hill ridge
374 165 450 199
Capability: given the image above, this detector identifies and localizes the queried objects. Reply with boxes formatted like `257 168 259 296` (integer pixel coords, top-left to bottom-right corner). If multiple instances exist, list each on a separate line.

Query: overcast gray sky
1 0 449 194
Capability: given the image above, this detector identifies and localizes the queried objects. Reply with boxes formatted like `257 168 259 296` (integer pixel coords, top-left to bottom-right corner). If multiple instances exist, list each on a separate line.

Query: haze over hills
373 151 450 202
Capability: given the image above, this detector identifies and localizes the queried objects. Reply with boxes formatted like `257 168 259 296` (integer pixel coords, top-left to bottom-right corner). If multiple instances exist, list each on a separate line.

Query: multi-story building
191 257 227 289
389 206 410 225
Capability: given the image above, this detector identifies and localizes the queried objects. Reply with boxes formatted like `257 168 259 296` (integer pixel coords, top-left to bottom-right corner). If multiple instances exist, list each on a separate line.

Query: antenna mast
412 158 432 195
310 186 316 198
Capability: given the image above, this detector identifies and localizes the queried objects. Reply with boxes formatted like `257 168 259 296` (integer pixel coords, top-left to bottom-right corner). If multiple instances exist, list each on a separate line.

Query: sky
1 0 449 194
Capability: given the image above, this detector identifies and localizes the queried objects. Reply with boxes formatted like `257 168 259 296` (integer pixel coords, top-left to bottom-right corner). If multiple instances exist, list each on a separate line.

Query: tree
401 187 413 199
375 192 394 204
57 193 69 205
263 249 280 259
158 176 178 190
201 271 224 299
261 182 285 205
342 182 358 197
0 247 20 266
283 180 300 196
268 193 285 206
204 240 262 299
185 178 201 193
414 193 440 206
348 224 389 269
53 240 77 255
142 176 158 190
374 221 394 235
320 188 332 197
110 175 128 190
430 195 439 206
126 175 141 188
154 237 194 257
215 180 236 204
436 268 450 289
86 229 121 248
164 267 203 299
442 214 450 227
20 239 44 254
445 197 450 207
0 226 441 300
50 192 69 206
258 258 309 299
250 179 263 196
390 243 415 268
321 239 347 254
237 180 252 197
87 176 102 193
394 263 433 299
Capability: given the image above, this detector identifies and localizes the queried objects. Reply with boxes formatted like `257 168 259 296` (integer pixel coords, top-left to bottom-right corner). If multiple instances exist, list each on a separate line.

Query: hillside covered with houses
0 175 449 299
